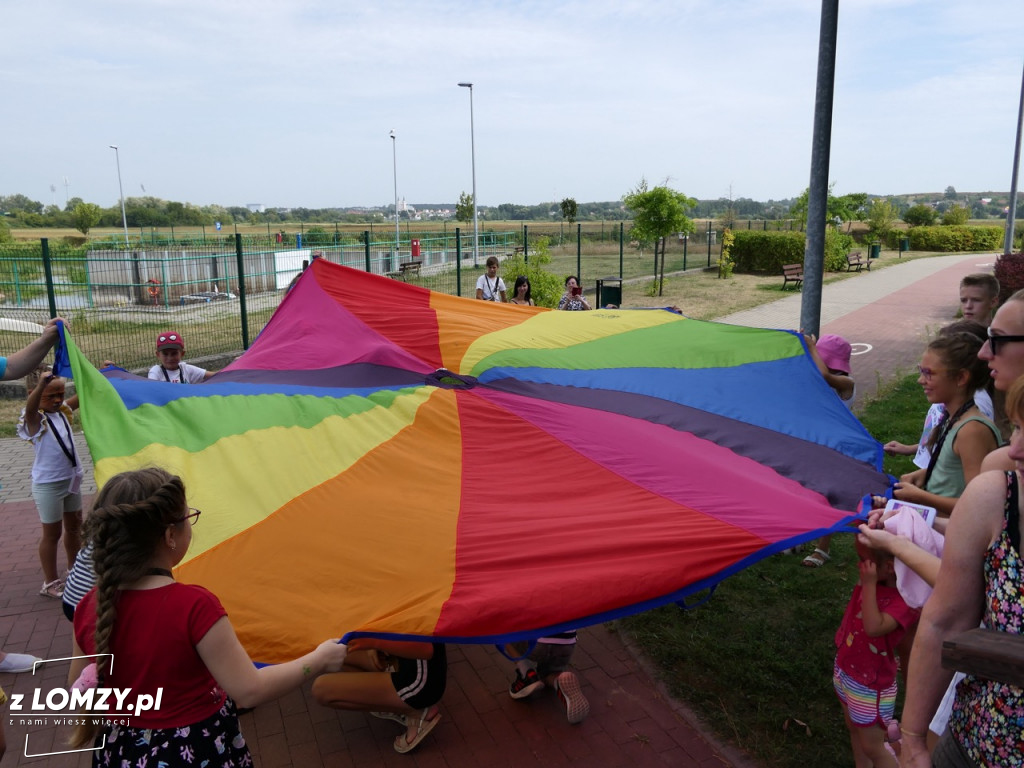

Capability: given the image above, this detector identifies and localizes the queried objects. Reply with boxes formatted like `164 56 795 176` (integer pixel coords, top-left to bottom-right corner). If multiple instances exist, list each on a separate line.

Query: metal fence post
619 222 624 279
523 225 528 263
234 233 250 349
363 231 371 273
576 223 582 283
707 221 712 268
455 227 462 297
41 238 57 319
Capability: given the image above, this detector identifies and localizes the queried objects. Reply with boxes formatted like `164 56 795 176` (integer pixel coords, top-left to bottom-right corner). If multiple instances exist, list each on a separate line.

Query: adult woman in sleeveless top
893 332 1000 518
900 374 1024 768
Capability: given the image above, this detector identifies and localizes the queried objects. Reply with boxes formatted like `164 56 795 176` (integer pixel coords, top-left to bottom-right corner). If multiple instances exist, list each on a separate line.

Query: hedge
906 225 1003 252
732 229 853 274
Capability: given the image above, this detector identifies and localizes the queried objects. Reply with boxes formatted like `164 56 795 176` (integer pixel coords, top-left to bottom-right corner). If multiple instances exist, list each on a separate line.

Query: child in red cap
148 331 213 384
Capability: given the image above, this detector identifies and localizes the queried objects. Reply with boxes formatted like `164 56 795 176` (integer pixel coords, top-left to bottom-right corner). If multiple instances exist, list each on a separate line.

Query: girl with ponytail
68 467 348 765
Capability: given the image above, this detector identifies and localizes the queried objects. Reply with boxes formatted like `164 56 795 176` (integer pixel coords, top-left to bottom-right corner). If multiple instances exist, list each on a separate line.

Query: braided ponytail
68 468 187 749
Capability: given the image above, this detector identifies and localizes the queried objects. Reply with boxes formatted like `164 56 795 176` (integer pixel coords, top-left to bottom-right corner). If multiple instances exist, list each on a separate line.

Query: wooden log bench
846 250 870 272
782 263 804 290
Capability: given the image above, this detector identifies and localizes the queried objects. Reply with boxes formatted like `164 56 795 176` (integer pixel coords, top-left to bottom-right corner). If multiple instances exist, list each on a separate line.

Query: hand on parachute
314 639 349 673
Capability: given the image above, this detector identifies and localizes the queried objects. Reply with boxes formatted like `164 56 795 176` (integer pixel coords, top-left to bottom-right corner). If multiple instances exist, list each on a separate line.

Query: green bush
903 204 938 227
907 225 1003 252
732 231 804 274
732 229 851 274
497 237 564 308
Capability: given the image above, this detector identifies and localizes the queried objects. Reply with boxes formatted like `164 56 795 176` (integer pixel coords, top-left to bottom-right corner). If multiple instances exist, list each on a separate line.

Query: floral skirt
93 699 251 767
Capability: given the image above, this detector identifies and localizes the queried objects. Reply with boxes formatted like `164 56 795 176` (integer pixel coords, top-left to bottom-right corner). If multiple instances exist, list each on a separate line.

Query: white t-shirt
17 405 78 484
475 274 506 302
148 362 208 384
913 388 995 469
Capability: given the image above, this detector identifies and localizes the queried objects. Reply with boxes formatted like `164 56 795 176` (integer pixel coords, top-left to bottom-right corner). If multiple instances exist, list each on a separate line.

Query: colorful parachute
67 260 887 663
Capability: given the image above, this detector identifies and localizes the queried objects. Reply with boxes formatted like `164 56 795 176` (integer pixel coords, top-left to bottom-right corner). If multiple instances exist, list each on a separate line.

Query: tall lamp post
109 145 129 248
457 82 479 267
390 129 400 257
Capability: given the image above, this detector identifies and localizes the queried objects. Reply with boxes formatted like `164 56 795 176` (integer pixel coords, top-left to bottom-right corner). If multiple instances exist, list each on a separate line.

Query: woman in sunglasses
67 468 348 766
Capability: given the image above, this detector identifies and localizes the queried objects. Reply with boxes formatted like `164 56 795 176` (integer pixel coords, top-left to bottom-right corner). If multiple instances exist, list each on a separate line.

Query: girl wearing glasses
67 468 349 767
892 333 1000 518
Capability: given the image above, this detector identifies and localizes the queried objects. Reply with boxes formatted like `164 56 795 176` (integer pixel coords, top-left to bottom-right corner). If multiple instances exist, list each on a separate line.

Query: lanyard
42 411 78 468
923 398 974 487
161 365 186 383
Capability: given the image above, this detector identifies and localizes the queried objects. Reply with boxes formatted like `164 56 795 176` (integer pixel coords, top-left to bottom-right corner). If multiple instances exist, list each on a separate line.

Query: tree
790 186 867 229
622 179 697 294
64 196 84 213
560 197 578 225
455 192 474 225
72 202 102 235
942 204 970 226
944 185 958 200
0 194 43 215
903 204 938 227
866 199 899 242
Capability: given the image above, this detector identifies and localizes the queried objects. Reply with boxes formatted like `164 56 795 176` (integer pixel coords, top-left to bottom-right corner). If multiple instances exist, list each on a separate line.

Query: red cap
156 331 184 351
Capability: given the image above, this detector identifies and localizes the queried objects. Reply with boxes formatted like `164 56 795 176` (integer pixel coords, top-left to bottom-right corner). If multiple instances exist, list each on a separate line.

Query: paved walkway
0 251 996 766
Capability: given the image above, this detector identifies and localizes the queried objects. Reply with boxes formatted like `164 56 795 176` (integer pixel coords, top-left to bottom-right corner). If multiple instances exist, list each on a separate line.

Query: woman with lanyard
890 332 1000 518
17 371 84 599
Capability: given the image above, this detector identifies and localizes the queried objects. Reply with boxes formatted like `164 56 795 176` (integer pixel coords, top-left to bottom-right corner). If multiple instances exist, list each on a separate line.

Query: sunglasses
986 328 1024 356
158 334 180 344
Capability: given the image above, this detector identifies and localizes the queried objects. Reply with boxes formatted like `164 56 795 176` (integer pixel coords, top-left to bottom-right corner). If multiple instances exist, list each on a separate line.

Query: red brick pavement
828 254 998 410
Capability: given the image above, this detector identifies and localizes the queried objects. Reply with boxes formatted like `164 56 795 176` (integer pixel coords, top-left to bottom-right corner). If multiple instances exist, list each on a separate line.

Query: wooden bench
388 260 422 280
846 251 870 272
508 245 525 257
782 263 803 290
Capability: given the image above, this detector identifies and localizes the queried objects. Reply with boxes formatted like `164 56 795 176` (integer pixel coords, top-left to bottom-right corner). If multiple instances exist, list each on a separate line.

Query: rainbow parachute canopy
68 260 885 663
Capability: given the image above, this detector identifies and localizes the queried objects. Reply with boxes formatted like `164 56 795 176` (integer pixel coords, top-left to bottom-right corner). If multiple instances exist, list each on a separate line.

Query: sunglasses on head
986 327 1024 356
158 334 180 344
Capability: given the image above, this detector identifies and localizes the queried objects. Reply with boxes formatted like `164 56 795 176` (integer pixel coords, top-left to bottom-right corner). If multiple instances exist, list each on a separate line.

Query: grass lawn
617 372 926 768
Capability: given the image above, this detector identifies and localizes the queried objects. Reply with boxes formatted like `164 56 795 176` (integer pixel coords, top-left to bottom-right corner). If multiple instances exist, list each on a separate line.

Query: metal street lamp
457 82 479 267
390 129 400 257
109 145 129 248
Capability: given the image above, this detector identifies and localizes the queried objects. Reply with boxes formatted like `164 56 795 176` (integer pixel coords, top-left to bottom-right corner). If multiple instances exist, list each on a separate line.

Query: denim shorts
31 479 82 524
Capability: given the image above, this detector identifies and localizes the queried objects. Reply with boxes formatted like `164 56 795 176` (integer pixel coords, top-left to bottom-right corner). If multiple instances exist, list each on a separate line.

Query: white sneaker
0 652 42 674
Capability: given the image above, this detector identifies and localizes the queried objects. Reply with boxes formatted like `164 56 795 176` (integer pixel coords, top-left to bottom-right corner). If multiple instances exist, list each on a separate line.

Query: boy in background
148 331 214 383
957 273 999 326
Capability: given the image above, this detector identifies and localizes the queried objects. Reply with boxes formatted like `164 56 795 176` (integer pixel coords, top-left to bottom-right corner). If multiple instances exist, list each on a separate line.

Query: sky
3 0 1023 211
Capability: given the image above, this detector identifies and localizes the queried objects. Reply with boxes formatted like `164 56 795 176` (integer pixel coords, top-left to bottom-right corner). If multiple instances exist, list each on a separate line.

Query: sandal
371 711 407 726
801 548 830 568
39 579 64 599
394 708 441 754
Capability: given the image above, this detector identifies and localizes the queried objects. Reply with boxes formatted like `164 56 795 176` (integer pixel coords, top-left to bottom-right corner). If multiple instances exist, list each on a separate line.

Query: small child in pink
833 540 919 767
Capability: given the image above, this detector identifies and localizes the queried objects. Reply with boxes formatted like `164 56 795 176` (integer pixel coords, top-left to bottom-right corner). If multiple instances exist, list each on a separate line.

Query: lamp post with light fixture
109 145 129 248
457 82 479 268
390 129 400 259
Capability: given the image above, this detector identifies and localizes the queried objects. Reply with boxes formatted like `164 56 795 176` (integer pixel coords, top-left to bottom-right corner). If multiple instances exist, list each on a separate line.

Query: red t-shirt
834 583 920 689
74 583 227 729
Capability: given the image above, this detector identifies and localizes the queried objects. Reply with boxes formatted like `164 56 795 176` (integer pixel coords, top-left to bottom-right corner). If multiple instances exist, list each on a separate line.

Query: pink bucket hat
816 334 852 375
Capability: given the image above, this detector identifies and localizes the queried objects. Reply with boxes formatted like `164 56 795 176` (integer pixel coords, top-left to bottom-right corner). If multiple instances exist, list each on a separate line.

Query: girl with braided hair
891 331 1001 518
68 467 348 766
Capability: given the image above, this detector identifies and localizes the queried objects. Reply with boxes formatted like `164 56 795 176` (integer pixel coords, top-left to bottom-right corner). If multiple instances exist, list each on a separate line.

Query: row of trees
2 187 1021 238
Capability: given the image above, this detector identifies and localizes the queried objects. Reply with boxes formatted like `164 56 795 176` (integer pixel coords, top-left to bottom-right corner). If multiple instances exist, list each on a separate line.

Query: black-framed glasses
176 508 201 526
986 328 1024 356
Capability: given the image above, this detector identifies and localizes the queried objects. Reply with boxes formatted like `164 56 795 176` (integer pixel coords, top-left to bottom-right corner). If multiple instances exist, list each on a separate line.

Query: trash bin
869 243 881 259
411 239 420 258
595 277 622 308
899 237 910 257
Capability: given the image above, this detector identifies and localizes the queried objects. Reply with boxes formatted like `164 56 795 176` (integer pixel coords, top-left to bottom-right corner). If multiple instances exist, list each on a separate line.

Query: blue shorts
833 661 896 727
31 479 82 525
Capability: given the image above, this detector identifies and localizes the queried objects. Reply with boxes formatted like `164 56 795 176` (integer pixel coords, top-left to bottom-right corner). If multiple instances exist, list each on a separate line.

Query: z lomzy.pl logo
10 654 164 758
